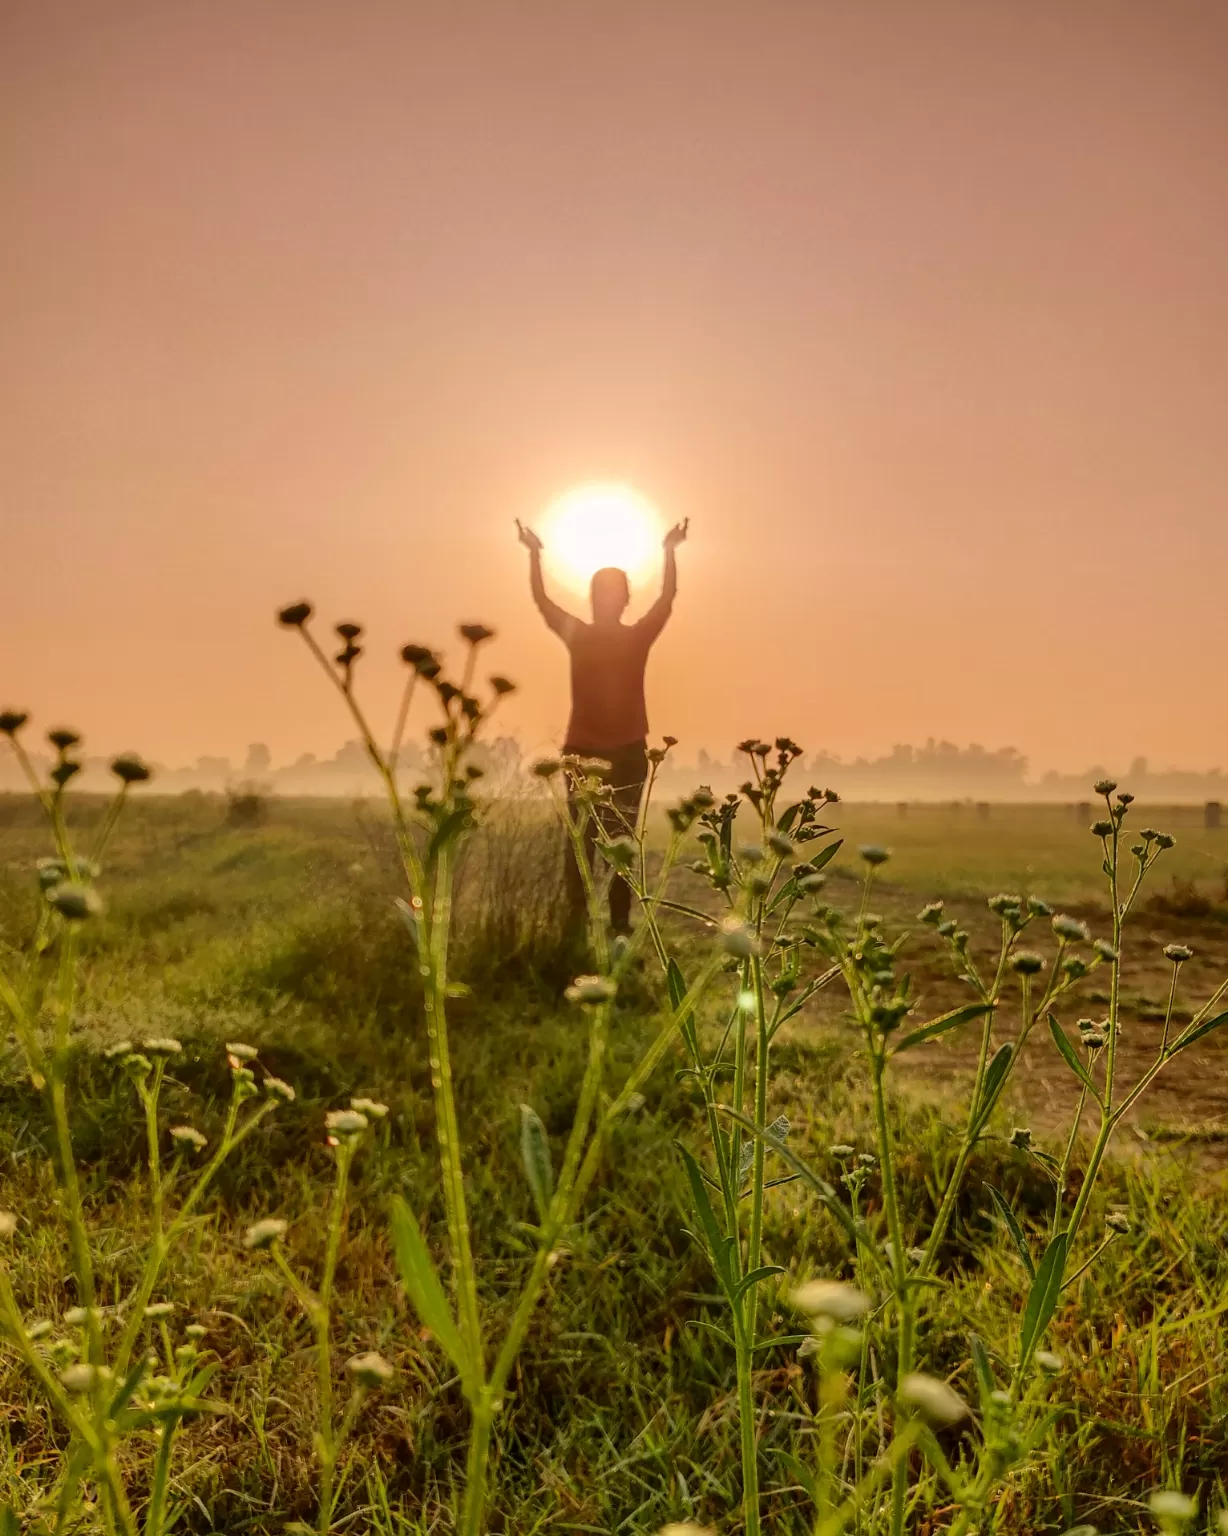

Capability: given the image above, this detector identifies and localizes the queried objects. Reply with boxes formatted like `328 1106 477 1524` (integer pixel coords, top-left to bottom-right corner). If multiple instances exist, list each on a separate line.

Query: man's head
590 567 630 622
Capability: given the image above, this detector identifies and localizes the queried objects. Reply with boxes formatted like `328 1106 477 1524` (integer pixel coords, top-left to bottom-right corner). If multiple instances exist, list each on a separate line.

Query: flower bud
325 1109 369 1137
1093 940 1119 964
790 1280 870 1322
767 832 795 858
489 676 516 696
1105 1210 1130 1235
1093 778 1118 796
720 919 759 959
144 1301 175 1318
737 843 765 865
1090 819 1114 838
1052 915 1090 942
185 1324 207 1340
1154 832 1175 851
277 601 313 627
859 844 890 866
532 759 561 779
350 1096 388 1118
1034 1349 1063 1374
1163 944 1192 963
243 1218 288 1251
459 623 495 645
565 975 617 1004
265 1076 296 1102
335 621 363 641
122 1053 153 1079
1078 1019 1108 1049
47 728 81 752
1009 1127 1033 1150
898 1372 969 1425
828 1144 856 1159
143 1037 182 1057
1010 951 1044 975
60 1363 108 1393
0 710 28 735
169 1125 207 1152
918 901 944 924
1027 897 1053 917
47 882 102 921
346 1350 395 1388
226 1042 259 1063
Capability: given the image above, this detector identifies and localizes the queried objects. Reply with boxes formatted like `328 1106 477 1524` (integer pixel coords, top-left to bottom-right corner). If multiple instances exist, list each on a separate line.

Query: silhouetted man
517 516 688 934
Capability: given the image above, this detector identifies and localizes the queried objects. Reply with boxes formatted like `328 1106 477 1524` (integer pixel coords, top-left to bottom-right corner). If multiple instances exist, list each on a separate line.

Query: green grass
3 795 1228 1532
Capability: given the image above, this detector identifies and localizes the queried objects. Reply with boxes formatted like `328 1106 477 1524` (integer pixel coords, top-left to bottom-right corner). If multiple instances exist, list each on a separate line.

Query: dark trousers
564 741 648 936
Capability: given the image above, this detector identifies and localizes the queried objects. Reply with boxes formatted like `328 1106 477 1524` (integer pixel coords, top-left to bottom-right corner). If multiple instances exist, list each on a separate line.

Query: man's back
563 617 660 753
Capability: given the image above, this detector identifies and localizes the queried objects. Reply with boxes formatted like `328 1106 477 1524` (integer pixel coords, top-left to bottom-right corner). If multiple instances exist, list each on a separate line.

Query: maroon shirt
562 615 667 752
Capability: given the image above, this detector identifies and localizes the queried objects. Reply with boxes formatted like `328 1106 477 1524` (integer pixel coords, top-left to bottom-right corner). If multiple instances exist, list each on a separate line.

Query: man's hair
591 567 630 608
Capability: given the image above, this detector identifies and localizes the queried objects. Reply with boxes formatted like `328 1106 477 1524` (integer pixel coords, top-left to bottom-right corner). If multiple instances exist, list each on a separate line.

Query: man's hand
516 519 543 554
663 518 689 551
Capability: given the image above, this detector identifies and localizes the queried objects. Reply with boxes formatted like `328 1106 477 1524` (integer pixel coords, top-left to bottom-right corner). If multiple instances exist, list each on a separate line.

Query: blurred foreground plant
0 718 287 1533
279 604 718 1534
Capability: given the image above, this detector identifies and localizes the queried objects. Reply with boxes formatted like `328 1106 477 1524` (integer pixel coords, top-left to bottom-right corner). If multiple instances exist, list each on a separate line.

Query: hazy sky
3 2 1226 775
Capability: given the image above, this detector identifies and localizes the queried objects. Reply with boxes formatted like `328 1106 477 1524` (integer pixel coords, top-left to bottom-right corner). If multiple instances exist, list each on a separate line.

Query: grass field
3 788 1228 1534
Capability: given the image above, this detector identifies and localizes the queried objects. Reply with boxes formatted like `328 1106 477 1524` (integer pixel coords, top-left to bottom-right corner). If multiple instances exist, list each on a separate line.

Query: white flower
226 1042 259 1062
265 1076 296 1102
1034 1349 1063 1374
898 1372 969 1425
325 1109 368 1137
144 1302 175 1319
243 1218 288 1250
350 1096 388 1119
791 1280 870 1323
143 1037 182 1056
346 1350 395 1388
60 1363 107 1393
169 1125 207 1152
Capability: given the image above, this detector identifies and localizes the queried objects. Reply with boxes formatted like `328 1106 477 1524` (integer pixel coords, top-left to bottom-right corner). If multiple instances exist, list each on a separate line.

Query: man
516 515 688 934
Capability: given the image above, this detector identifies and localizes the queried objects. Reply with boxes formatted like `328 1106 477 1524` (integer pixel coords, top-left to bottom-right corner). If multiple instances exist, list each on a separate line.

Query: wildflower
936 918 956 937
63 1306 104 1327
602 838 636 868
1090 819 1114 838
1062 955 1090 979
36 857 67 889
489 675 516 696
907 1247 926 1265
0 1212 15 1238
1164 944 1193 963
767 832 795 858
1009 1127 1033 1151
1117 790 1135 805
50 760 82 787
169 1125 207 1152
918 901 944 924
1149 1491 1197 1529
335 621 363 640
791 1280 870 1323
0 710 28 735
60 1363 107 1393
565 975 617 1004
226 1042 259 1062
111 753 152 784
799 872 827 893
829 1144 856 1159
1052 914 1090 942
144 1302 175 1318
265 1076 296 1102
243 1218 288 1251
350 1096 388 1118
988 893 1024 916
26 1319 52 1340
1034 1350 1063 1374
232 1067 259 1101
1093 778 1118 796
898 1372 969 1425
1093 940 1119 964
1010 951 1045 976
325 1109 369 1137
48 728 81 752
720 919 759 959
1105 1211 1130 1235
346 1350 395 1388
1027 896 1053 917
1154 832 1176 850
859 844 890 866
856 1152 877 1168
47 882 103 921
143 1036 182 1056
1078 1019 1108 1049
737 843 765 865
532 758 561 779
185 1324 207 1340
459 623 495 644
277 601 313 627
122 1053 153 1079
1140 827 1159 841
400 644 440 680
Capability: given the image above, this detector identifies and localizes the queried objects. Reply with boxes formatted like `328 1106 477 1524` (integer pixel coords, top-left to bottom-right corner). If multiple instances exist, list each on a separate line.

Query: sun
540 483 662 591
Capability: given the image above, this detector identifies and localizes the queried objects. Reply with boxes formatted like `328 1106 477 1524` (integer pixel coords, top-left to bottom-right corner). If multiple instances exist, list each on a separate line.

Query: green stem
735 1314 761 1536
459 1403 495 1536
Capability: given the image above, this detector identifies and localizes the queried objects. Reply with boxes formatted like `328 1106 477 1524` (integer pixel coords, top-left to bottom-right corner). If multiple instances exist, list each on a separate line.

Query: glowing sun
541 483 662 589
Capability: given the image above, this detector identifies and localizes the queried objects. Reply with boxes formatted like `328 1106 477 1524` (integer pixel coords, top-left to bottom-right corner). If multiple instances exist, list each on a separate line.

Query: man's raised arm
639 518 689 639
516 520 576 638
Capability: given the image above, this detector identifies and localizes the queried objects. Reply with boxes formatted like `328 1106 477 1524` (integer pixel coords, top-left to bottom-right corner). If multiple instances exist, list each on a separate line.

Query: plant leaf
973 1042 1013 1127
0 1507 18 1536
808 838 844 874
389 1197 473 1389
986 1184 1035 1280
678 1144 735 1293
668 958 702 1064
893 1002 992 1055
518 1104 554 1224
1169 1008 1228 1054
1047 1013 1100 1099
733 1264 785 1303
969 1332 996 1411
1019 1231 1069 1366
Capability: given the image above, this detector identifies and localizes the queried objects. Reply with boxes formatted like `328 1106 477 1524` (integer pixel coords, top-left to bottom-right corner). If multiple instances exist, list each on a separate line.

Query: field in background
3 791 1228 1530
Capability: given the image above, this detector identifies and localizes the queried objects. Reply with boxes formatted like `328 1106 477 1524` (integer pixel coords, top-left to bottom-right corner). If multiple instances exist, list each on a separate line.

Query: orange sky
2 2 1226 775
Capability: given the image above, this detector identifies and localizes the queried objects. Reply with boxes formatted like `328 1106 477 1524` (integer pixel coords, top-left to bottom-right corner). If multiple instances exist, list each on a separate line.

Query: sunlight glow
541 483 662 591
